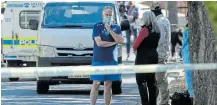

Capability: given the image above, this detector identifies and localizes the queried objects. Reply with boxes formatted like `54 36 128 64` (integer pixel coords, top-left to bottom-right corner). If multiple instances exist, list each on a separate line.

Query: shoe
126 54 130 60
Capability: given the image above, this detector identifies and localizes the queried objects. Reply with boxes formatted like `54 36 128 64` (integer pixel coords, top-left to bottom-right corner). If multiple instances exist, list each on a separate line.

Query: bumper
3 55 36 62
38 77 121 85
48 77 93 84
38 56 92 66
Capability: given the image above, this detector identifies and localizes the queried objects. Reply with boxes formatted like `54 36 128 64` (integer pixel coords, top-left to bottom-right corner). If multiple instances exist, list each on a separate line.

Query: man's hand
94 36 117 47
105 24 124 44
105 24 112 32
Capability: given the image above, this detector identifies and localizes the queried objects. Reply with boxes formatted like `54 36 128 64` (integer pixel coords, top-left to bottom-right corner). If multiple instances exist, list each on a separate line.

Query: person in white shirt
150 1 171 105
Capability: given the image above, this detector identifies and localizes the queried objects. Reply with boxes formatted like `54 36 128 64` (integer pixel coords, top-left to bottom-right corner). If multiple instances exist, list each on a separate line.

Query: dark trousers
135 50 158 105
125 27 137 55
136 73 157 105
126 30 131 55
171 43 176 57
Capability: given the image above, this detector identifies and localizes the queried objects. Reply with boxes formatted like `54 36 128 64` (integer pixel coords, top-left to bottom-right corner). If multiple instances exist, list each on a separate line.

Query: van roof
44 1 116 4
5 1 44 9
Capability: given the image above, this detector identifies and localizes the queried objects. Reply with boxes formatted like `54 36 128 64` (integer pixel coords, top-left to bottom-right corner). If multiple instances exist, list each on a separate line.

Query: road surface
1 46 183 105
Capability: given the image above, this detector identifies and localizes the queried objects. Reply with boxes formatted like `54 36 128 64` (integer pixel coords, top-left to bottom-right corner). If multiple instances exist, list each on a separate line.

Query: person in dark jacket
171 30 183 58
133 11 160 105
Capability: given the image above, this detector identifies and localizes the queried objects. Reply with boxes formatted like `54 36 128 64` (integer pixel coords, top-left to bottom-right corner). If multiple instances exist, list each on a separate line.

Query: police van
2 1 43 81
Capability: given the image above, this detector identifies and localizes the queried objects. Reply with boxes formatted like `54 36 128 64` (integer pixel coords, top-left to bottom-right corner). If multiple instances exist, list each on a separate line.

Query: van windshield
42 2 117 28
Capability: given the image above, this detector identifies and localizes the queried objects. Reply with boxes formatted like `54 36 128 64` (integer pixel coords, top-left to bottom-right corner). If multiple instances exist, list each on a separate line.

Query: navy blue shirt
92 22 122 64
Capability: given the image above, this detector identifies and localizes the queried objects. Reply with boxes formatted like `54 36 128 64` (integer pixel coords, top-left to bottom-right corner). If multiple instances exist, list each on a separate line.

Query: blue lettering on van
7 4 23 8
19 40 36 45
31 3 43 8
6 3 34 8
3 40 37 45
24 3 30 8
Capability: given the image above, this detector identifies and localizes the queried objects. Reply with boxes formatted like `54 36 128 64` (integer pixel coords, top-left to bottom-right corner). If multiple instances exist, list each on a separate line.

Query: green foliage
204 1 217 43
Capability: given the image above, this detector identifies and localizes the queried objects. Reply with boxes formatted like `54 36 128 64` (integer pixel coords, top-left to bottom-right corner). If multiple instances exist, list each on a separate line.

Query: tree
204 1 217 39
188 1 217 105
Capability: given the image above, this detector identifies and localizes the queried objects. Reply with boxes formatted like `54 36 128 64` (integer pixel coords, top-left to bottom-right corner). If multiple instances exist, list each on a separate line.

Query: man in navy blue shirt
90 6 124 105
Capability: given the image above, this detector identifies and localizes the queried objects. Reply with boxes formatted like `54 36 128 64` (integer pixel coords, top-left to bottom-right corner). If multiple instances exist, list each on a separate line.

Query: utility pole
165 1 168 18
167 1 178 31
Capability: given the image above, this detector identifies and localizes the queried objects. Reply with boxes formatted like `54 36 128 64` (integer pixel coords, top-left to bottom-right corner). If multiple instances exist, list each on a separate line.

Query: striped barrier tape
1 63 217 78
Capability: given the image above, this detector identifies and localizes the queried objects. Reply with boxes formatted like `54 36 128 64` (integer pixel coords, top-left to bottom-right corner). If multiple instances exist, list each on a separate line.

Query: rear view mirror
29 19 39 30
120 19 130 31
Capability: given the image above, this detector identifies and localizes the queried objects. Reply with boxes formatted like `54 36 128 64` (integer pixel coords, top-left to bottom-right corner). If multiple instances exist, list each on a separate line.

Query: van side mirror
120 19 130 31
29 19 39 30
1 8 5 14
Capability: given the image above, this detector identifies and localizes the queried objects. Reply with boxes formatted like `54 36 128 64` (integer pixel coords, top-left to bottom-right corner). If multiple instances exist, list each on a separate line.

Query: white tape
1 63 217 78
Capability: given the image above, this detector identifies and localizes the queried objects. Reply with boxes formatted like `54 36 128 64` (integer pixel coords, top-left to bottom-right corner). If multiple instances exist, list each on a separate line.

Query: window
19 11 40 29
42 2 117 28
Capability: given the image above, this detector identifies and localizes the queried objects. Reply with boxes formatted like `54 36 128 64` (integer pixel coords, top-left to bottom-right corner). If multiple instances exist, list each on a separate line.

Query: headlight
39 45 55 57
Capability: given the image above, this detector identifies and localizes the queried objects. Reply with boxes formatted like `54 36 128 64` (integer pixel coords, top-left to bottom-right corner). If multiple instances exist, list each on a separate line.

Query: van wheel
7 61 21 82
112 81 122 95
26 62 36 67
7 61 22 67
37 80 49 94
9 78 19 81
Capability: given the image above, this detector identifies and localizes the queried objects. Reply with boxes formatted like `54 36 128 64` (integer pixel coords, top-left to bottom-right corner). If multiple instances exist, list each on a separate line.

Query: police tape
1 63 217 78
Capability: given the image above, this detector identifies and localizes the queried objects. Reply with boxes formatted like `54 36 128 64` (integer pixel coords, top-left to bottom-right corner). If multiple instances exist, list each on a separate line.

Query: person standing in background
171 29 183 59
125 1 139 60
151 1 171 105
133 11 160 105
182 12 194 103
117 1 126 20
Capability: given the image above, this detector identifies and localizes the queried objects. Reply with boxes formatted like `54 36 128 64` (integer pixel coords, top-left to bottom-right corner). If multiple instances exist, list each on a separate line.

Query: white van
1 1 43 81
28 1 129 94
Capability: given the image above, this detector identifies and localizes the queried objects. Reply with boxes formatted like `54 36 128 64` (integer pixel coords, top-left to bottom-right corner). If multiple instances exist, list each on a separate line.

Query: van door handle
15 33 19 40
11 31 14 48
12 31 14 39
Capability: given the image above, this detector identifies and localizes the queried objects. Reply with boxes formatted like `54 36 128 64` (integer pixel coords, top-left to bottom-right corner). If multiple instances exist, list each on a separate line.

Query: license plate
68 75 90 78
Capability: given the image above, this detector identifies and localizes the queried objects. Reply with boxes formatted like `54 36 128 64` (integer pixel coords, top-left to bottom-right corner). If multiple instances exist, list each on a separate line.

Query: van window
1 8 5 14
19 11 40 29
42 2 117 28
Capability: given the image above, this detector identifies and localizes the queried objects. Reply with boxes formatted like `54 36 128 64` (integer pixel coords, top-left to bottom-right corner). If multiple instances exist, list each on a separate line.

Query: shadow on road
46 90 104 95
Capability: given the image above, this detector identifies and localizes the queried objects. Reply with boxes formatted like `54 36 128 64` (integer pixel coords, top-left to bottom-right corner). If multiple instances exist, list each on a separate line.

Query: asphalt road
1 47 182 105
2 74 143 105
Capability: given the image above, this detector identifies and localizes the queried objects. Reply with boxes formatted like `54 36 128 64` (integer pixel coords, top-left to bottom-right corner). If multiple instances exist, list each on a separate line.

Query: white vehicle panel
39 29 93 48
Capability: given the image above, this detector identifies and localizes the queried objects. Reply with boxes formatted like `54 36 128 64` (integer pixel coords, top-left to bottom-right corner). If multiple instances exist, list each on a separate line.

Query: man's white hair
102 6 114 14
142 11 159 32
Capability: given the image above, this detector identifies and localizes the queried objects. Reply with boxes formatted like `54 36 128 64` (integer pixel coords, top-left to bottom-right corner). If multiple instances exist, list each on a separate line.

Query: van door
12 4 41 62
2 6 16 59
3 2 42 62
